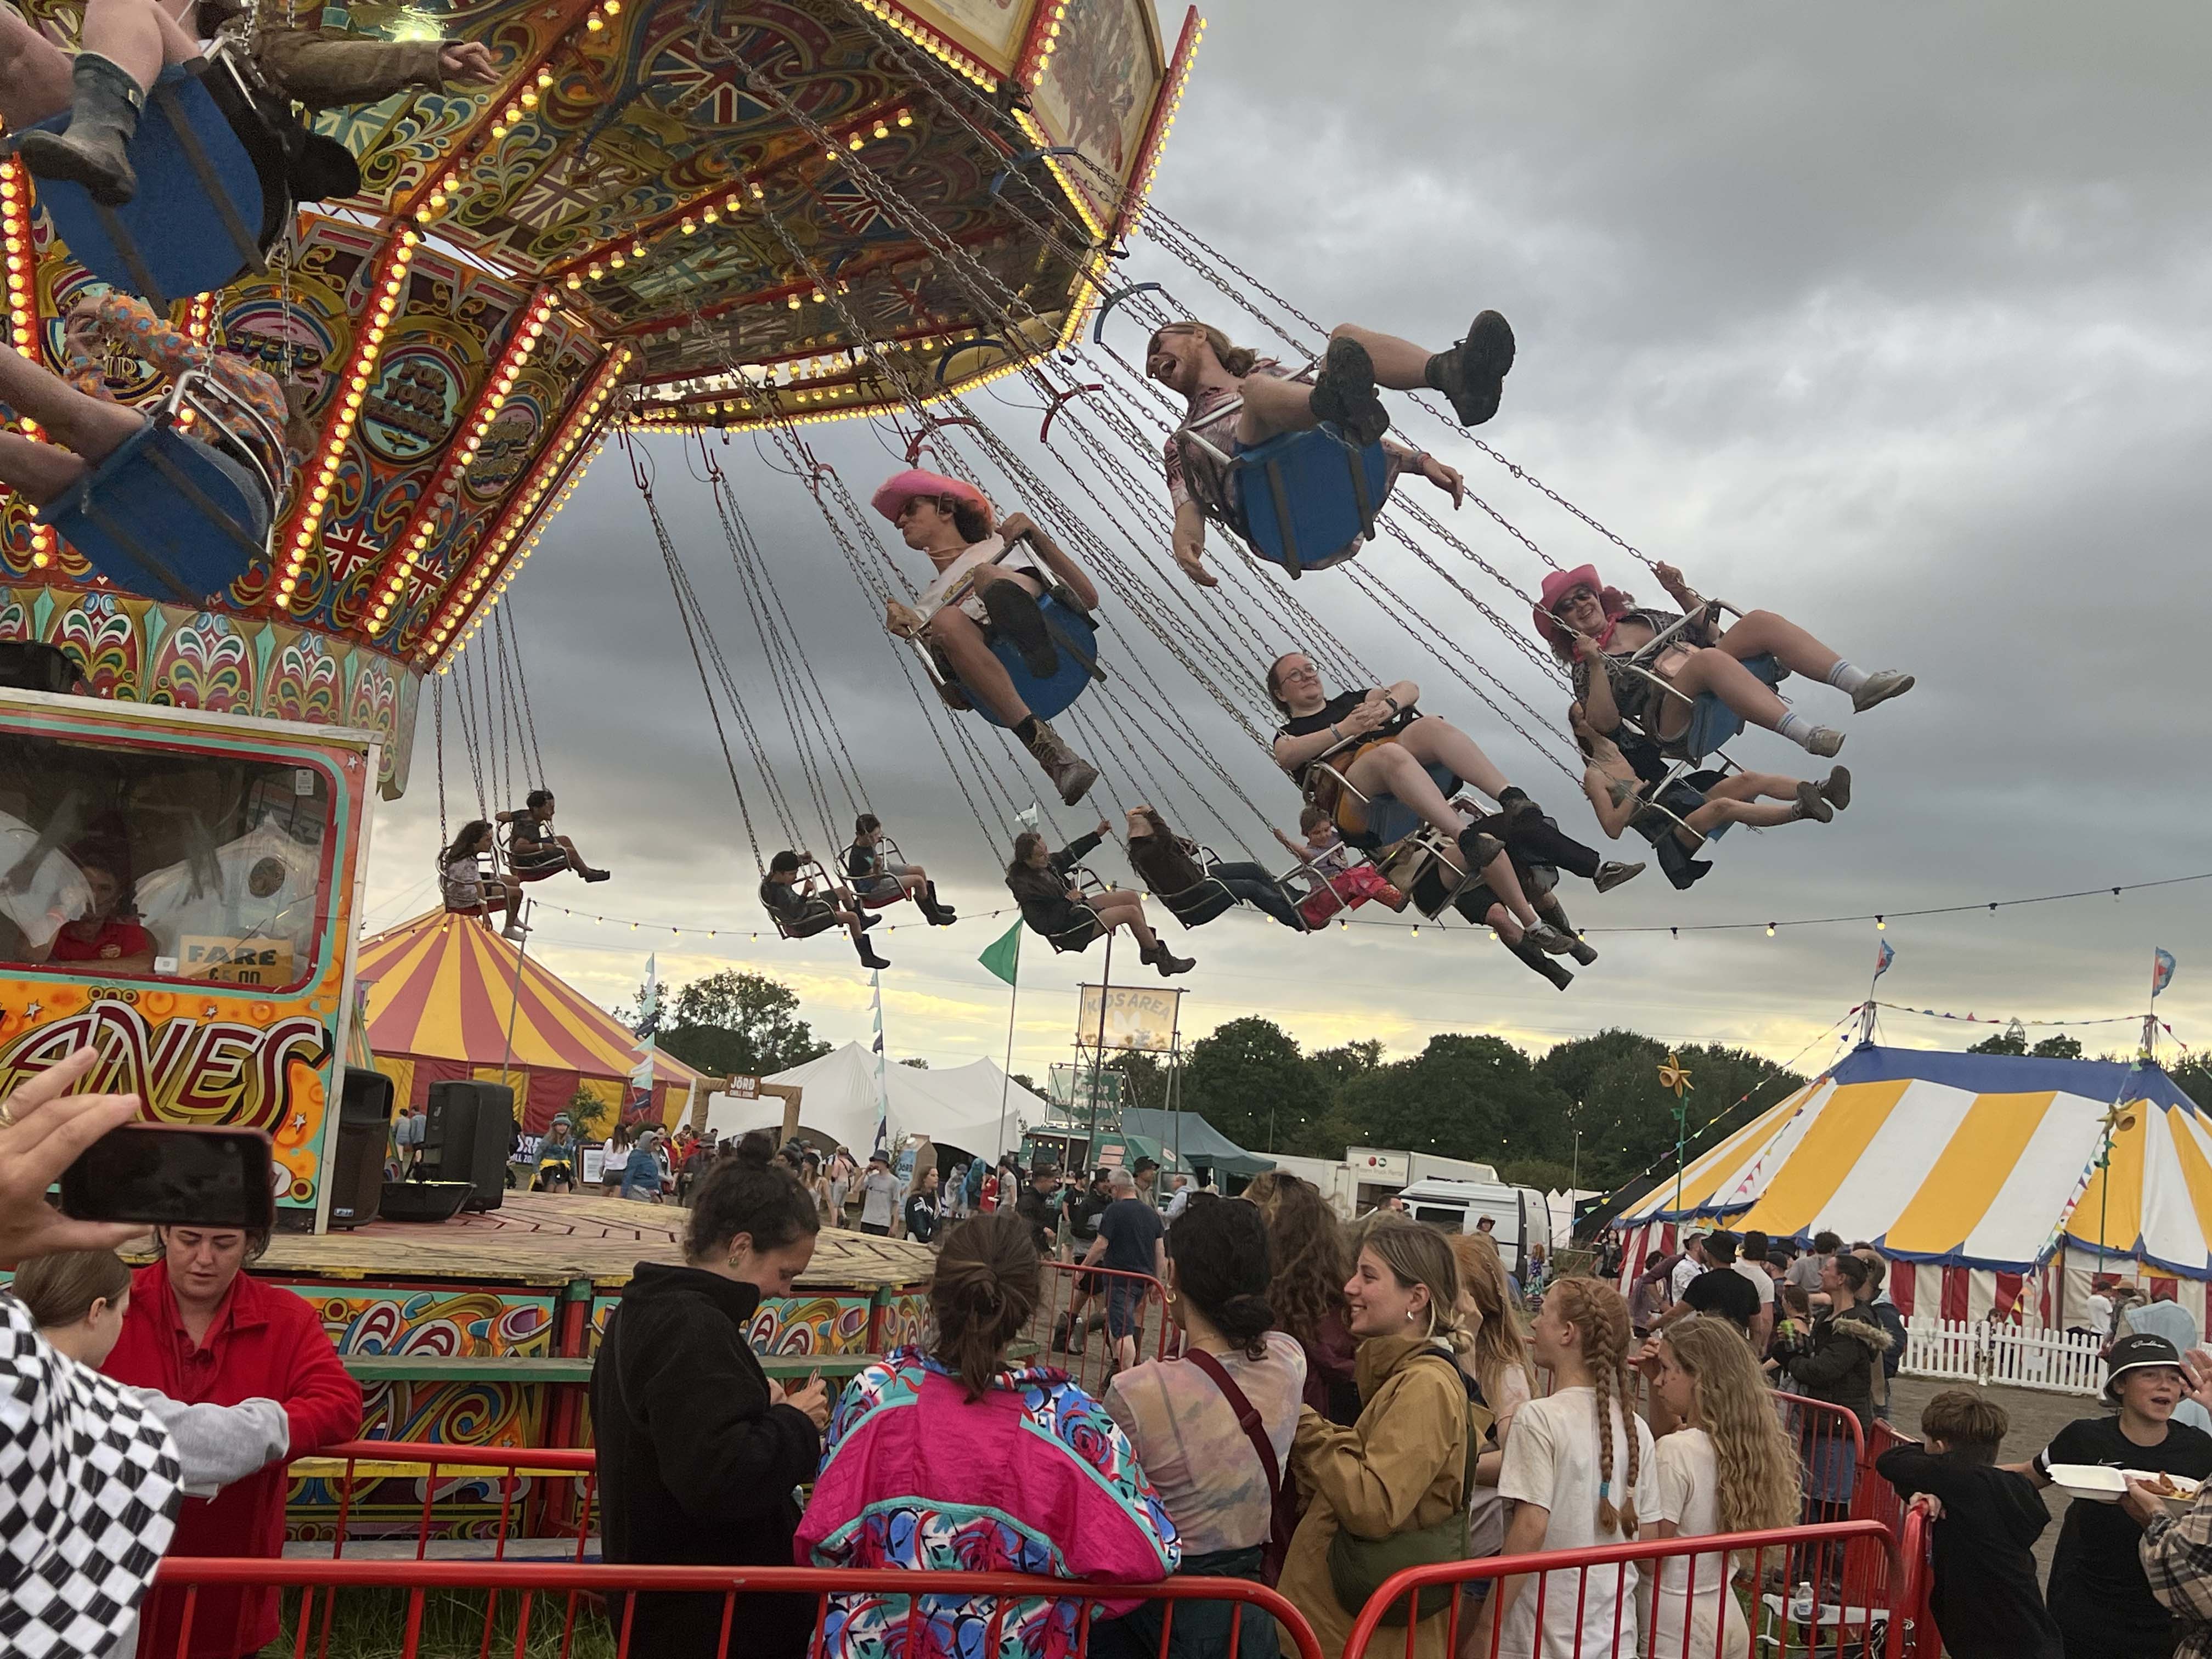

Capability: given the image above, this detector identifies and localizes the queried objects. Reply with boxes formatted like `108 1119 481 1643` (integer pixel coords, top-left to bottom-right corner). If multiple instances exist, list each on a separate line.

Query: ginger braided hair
1552 1276 1643 1537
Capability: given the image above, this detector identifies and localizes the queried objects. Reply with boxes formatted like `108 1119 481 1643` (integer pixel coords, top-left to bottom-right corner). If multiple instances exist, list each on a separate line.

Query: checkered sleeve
2142 1492 2212 1626
1 1295 183 1659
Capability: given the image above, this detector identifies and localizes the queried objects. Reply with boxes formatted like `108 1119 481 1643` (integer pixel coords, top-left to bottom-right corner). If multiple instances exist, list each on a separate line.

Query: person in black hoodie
590 1129 831 1659
1875 1389 2060 1659
1005 822 1194 974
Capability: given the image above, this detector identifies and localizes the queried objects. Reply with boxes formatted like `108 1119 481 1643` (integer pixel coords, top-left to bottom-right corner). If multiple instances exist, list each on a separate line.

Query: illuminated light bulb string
483 868 2212 949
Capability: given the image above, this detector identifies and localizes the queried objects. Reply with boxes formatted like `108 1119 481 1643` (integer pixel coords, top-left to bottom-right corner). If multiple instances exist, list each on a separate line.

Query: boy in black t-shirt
1875 1389 2060 1659
2010 1334 2212 1659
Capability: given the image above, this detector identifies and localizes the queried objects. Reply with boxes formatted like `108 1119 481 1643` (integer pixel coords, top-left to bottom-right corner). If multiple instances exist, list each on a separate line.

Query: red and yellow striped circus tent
355 910 710 1132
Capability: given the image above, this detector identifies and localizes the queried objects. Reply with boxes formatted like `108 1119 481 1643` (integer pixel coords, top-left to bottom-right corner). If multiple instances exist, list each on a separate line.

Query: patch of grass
275 1585 622 1659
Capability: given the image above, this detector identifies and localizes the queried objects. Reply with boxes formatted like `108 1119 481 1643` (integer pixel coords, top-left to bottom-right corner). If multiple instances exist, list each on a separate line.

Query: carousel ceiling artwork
0 0 1198 795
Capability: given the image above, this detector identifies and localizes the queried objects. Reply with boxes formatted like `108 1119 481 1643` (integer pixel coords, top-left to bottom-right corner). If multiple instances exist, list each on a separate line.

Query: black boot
921 883 957 926
1140 939 1196 978
982 580 1060 678
1309 335 1390 447
860 944 891 970
18 54 144 207
1510 935 1574 990
1424 309 1516 427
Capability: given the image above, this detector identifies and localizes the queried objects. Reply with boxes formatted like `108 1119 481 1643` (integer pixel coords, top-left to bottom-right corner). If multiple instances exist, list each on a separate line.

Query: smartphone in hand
60 1123 276 1230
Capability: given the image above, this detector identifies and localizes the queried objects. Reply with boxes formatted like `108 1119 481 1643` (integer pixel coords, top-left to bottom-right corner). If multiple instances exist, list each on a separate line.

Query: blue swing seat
1675 653 1784 762
1223 424 1393 577
21 57 286 311
36 370 275 604
967 592 1104 729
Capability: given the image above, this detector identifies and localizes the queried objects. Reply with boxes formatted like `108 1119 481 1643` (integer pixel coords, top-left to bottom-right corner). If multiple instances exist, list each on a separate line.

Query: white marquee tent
703 1043 1042 1160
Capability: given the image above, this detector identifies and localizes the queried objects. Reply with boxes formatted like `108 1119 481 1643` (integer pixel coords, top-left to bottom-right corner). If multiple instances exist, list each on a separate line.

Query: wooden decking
260 1190 932 1291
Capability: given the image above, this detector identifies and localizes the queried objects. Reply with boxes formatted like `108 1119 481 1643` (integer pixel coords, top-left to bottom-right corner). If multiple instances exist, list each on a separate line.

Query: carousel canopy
356 909 707 1128
1616 1043 2212 1279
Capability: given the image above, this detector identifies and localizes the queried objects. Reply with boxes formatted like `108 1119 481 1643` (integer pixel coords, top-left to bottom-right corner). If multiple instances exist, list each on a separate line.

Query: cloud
363 1 2212 1084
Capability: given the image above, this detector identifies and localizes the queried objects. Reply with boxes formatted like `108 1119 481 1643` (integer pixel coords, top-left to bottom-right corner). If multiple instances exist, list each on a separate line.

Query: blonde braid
1559 1278 1642 1537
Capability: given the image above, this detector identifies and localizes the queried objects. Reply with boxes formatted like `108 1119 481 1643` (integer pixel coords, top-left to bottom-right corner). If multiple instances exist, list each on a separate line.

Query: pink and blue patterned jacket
795 1348 1181 1659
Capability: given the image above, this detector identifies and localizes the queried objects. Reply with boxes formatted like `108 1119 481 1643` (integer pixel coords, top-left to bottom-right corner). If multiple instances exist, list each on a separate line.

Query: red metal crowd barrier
1883 1503 1936 1659
1032 1258 1179 1398
295 1441 599 1558
144 1559 1323 1659
1341 1519 1896 1659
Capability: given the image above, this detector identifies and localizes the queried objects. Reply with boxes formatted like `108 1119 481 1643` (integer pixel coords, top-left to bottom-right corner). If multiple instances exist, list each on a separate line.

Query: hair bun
733 1128 777 1171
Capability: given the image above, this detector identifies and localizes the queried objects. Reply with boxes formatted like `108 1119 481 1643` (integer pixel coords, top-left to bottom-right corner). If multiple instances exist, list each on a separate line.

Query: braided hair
1551 1276 1643 1537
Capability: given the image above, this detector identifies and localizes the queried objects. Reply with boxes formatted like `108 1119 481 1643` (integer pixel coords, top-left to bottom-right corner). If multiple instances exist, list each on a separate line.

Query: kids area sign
1075 984 1183 1053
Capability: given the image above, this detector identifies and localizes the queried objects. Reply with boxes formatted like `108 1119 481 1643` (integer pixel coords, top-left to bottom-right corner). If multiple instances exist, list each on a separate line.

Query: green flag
979 920 1022 987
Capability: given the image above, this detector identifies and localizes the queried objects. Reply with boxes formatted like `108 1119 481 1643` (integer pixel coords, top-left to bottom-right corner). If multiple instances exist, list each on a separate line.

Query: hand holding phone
60 1119 276 1231
0 1048 142 1268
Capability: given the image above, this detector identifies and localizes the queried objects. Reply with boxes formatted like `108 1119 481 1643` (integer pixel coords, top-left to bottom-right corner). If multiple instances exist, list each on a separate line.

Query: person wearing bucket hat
2011 1332 2212 1659
1536 560 1912 764
871 468 1102 805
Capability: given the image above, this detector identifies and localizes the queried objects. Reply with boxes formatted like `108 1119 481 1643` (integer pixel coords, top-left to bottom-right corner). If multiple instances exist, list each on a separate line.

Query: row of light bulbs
0 162 55 569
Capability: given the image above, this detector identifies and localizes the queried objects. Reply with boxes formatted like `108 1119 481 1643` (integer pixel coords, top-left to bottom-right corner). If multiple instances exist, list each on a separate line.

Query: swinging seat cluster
763 855 846 941
1604 599 1784 765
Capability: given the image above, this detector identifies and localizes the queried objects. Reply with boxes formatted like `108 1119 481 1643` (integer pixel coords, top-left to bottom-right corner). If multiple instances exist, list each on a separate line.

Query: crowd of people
21 1046 2212 1659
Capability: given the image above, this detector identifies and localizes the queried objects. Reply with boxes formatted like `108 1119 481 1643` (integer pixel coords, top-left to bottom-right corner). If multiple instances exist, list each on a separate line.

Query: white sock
1825 659 1870 696
1777 711 1820 751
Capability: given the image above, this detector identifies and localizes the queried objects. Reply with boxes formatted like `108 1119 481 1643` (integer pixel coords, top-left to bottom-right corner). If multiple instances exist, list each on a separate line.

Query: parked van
1394 1178 1548 1282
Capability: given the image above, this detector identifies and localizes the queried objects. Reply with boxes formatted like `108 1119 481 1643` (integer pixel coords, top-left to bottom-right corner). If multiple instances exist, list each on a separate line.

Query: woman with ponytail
798 1209 1179 1659
591 1128 830 1659
1276 1214 1480 1659
1637 1316 1802 1659
1095 1194 1305 1655
1488 1276 1659 1659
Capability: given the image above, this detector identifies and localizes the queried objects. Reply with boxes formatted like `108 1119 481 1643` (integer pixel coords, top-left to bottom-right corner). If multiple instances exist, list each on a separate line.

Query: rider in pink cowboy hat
872 469 1103 806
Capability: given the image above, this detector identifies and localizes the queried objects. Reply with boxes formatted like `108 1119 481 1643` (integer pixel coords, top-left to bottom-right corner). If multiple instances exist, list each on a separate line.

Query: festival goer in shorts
797 1210 1179 1657
1081 1167 1165 1372
1635 1316 1802 1659
1539 562 1912 762
874 470 1103 804
1096 1195 1304 1655
591 1131 830 1659
499 789 610 883
1483 1277 1656 1659
843 812 955 926
104 1221 363 1659
1243 1170 1359 1428
1149 317 1505 586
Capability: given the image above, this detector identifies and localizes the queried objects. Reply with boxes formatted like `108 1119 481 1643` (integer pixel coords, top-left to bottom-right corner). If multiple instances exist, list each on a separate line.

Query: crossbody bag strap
1183 1346 1281 1509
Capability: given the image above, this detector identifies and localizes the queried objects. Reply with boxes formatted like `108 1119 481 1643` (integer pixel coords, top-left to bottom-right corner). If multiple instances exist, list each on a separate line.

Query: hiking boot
18 54 143 207
1023 718 1098 805
1141 939 1196 977
1567 934 1599 966
1310 334 1389 447
983 580 1060 679
1455 826 1504 878
1593 859 1644 894
1425 309 1516 427
1511 938 1574 990
1850 670 1914 714
1523 919 1579 956
1820 766 1852 810
582 867 612 883
1805 726 1846 758
1795 781 1835 823
860 946 891 970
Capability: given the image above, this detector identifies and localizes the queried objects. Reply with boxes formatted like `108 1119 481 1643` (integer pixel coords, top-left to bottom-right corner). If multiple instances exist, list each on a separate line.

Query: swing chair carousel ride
0 0 1197 798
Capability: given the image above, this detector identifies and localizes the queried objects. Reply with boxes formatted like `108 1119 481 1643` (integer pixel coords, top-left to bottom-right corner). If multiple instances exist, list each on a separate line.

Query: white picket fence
1901 1316 2105 1395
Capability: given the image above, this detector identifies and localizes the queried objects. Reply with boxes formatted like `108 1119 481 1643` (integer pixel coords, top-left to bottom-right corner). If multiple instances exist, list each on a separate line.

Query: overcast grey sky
362 1 2212 1082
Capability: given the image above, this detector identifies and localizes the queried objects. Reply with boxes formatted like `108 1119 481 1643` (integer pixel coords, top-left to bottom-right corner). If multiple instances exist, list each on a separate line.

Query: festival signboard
1075 983 1182 1053
0 690 376 1229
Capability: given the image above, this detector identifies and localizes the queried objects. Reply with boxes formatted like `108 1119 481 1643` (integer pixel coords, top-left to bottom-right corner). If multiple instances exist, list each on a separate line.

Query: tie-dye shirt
797 1349 1179 1659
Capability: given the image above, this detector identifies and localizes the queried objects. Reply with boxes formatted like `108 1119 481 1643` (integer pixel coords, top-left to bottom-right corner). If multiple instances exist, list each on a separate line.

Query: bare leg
1329 323 1432 390
79 0 167 88
926 609 1033 726
1234 375 1323 444
1345 740 1464 842
0 431 88 506
1703 771 1805 806
1657 648 1793 738
1714 610 1846 681
0 5 72 129
1683 795 1801 835
0 343 149 467
1481 900 1526 946
554 834 589 875
1087 889 1159 951
1475 847 1542 931
1391 716 1514 804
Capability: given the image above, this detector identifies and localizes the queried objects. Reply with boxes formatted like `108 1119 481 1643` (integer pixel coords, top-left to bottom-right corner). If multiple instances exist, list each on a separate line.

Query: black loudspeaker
0 642 83 695
328 1066 394 1229
424 1080 513 1212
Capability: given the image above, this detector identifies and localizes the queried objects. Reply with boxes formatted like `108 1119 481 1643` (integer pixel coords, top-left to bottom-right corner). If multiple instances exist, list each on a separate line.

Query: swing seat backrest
967 591 1104 729
1224 425 1393 577
36 370 273 604
22 57 288 311
1156 873 1236 928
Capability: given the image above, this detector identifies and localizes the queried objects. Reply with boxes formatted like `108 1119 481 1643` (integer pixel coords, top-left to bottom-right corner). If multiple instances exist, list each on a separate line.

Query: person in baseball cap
869 467 1102 805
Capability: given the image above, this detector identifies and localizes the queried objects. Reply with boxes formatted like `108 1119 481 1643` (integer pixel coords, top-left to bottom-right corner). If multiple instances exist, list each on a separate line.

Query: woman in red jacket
104 1223 364 1659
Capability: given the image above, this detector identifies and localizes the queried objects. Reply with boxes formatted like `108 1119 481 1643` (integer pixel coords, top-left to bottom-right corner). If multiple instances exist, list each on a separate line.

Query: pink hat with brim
1532 562 1624 654
870 468 989 525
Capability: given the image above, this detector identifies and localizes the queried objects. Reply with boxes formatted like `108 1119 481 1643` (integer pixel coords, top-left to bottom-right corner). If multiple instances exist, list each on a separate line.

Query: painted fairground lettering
0 1001 328 1130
